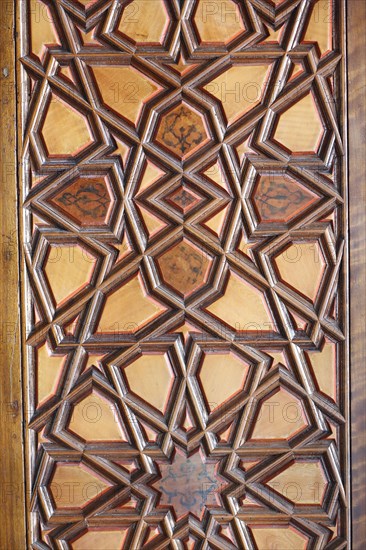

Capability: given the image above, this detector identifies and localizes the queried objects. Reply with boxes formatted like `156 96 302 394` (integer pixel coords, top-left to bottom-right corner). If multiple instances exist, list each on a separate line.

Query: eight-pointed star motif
153 450 225 519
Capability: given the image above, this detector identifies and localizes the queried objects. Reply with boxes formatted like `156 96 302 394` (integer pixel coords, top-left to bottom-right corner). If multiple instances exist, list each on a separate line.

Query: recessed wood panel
50 463 111 509
19 0 349 547
71 529 127 550
91 65 161 125
274 92 324 153
41 97 92 156
118 0 170 45
193 0 245 44
124 353 174 413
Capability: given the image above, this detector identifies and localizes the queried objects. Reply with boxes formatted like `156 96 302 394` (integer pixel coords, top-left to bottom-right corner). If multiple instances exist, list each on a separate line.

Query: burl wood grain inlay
51 177 112 225
157 240 212 297
156 103 209 157
253 174 318 223
165 184 202 214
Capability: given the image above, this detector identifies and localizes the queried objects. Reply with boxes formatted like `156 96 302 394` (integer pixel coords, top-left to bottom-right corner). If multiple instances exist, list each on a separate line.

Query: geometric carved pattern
21 0 348 547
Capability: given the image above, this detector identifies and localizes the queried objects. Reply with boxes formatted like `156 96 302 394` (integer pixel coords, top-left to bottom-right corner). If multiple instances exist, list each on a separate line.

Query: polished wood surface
274 92 323 153
18 0 351 546
274 242 325 302
0 0 363 547
118 0 170 45
0 2 26 547
348 1 366 547
42 97 92 156
194 0 245 44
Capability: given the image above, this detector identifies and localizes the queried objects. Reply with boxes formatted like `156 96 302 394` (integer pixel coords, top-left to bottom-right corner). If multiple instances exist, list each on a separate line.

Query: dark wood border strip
348 1 366 547
0 0 26 547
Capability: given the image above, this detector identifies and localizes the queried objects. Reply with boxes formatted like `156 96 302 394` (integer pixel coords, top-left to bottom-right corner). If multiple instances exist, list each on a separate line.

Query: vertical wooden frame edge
17 0 32 546
348 0 366 548
0 0 26 547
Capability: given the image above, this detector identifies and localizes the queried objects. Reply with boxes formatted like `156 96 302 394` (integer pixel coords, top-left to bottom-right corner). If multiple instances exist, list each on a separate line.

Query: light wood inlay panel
199 352 249 411
118 0 170 45
266 460 328 505
71 529 127 550
250 526 309 549
44 244 96 306
274 241 326 302
204 64 270 124
42 97 92 156
194 0 245 44
250 388 308 440
91 65 161 125
68 391 127 442
36 343 65 405
98 274 167 333
274 93 323 153
50 463 110 508
207 272 272 330
124 353 173 413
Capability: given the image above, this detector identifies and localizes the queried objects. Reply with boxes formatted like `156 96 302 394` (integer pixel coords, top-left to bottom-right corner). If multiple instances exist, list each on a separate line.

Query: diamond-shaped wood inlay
165 184 203 214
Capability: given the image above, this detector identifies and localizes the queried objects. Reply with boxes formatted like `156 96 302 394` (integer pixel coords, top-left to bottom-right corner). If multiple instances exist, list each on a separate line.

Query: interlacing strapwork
21 0 347 547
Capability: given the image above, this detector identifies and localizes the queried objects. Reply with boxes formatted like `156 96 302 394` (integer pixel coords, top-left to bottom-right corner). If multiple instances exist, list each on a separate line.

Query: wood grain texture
0 0 26 546
0 0 360 550
19 0 349 545
348 0 366 547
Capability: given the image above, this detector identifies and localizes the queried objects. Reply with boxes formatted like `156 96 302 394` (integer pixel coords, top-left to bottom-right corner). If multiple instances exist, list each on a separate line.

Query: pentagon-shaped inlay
68 391 127 442
91 65 161 125
41 96 92 156
44 244 96 307
157 239 213 297
97 274 167 334
194 0 245 45
199 352 249 412
206 272 272 331
124 353 174 413
50 462 111 509
156 103 210 158
249 525 309 549
274 241 326 301
252 174 318 224
266 460 328 505
274 93 324 153
50 176 114 226
71 529 128 550
118 0 170 45
250 388 308 440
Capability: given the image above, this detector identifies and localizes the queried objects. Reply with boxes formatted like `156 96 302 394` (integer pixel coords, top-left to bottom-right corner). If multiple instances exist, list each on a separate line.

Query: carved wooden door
3 0 364 548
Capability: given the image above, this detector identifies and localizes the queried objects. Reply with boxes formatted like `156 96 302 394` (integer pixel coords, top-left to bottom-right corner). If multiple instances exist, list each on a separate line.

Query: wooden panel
0 2 26 548
8 0 363 547
348 1 366 548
